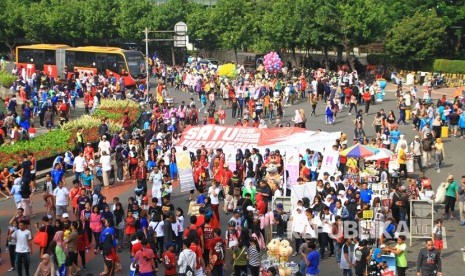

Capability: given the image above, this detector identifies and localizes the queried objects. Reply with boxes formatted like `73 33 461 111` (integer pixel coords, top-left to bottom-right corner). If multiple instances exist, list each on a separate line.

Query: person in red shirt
202 217 215 265
134 238 157 276
208 228 225 276
69 180 81 216
362 88 372 115
162 242 177 275
84 143 95 161
183 215 204 250
342 86 351 105
299 160 310 181
134 160 148 196
125 211 137 248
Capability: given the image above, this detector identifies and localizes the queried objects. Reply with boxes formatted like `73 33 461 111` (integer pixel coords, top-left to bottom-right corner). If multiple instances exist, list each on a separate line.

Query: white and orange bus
16 44 146 87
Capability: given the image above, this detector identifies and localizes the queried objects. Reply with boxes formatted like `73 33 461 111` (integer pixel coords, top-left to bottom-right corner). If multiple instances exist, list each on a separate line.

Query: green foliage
0 129 72 167
116 0 154 42
434 59 465 74
0 70 17 88
209 0 251 51
1 0 465 63
386 10 446 65
0 0 26 54
83 0 117 44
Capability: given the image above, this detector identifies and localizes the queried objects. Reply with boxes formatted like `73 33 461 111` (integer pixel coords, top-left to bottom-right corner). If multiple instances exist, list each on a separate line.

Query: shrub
0 70 17 88
433 59 465 74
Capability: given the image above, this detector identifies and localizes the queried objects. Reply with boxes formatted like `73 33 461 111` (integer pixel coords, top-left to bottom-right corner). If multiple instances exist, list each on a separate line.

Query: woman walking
90 205 103 254
433 138 445 173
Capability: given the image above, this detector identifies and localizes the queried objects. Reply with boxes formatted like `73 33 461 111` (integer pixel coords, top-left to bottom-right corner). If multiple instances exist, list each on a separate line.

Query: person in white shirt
53 179 70 218
149 167 163 205
98 135 111 157
319 206 335 258
177 240 197 274
291 207 307 256
208 181 221 220
73 151 87 182
100 151 112 188
10 220 32 276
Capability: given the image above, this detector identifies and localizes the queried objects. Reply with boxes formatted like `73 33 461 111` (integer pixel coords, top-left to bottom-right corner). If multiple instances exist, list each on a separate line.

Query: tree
186 6 219 52
386 10 446 66
46 0 84 44
22 0 54 43
262 0 301 65
0 0 26 58
209 0 252 64
297 0 340 70
82 0 117 45
115 0 155 42
336 0 387 70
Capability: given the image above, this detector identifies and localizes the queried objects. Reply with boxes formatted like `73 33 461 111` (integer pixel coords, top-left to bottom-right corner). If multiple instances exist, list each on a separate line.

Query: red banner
43 64 58 78
178 125 306 149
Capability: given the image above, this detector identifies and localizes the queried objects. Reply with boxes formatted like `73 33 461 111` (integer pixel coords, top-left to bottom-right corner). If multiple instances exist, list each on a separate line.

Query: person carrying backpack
208 228 225 276
177 240 196 276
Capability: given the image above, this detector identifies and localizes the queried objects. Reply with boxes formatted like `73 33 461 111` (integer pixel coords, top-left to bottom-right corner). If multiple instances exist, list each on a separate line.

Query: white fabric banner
319 149 340 179
290 182 317 206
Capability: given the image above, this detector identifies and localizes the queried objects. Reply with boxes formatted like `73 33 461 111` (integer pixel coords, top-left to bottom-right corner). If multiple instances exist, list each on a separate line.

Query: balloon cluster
217 63 237 78
263 51 283 73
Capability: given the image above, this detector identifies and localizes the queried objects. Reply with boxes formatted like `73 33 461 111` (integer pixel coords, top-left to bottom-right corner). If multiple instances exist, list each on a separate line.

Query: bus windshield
124 51 145 78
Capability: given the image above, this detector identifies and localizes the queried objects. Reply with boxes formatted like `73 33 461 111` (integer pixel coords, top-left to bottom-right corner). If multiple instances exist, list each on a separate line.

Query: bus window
44 50 56 64
124 51 145 78
66 51 75 70
18 49 35 63
106 54 118 73
73 52 95 68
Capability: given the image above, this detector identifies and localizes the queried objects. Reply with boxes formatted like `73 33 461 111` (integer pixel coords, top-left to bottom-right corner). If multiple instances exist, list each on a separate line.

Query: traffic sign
174 21 187 36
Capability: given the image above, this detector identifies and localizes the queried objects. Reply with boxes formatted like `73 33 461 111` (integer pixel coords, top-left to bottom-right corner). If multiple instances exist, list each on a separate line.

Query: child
432 219 443 255
325 101 334 125
10 178 22 208
125 210 136 246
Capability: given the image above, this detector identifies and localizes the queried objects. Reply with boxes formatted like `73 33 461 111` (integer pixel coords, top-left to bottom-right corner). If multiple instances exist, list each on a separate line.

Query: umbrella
340 144 379 158
364 148 395 161
452 87 464 98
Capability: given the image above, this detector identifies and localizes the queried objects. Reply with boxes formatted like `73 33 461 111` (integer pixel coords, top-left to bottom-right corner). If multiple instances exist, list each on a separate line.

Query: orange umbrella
452 87 464 98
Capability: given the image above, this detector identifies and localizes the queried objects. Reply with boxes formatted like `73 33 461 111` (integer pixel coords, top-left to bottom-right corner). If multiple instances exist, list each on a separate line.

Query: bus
16 44 146 87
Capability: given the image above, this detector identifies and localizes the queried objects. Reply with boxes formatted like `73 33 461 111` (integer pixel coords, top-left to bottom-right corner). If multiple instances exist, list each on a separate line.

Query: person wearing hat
444 175 459 220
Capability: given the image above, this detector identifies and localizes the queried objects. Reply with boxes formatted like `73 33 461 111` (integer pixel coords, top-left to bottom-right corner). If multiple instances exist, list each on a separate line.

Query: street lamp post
143 23 187 102
145 27 150 97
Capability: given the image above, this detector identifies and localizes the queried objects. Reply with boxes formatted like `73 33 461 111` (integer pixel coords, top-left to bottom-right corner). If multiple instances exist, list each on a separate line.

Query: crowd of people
1 57 463 276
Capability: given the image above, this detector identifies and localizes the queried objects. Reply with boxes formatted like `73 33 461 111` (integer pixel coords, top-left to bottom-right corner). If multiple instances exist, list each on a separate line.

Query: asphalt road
0 82 464 276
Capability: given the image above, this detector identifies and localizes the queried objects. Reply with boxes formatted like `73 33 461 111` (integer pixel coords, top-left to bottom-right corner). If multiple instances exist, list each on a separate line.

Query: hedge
366 54 434 72
433 59 465 74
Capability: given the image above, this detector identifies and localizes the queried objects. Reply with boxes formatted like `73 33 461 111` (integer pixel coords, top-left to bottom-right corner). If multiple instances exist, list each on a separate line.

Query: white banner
290 182 317 207
319 149 340 179
284 148 300 185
